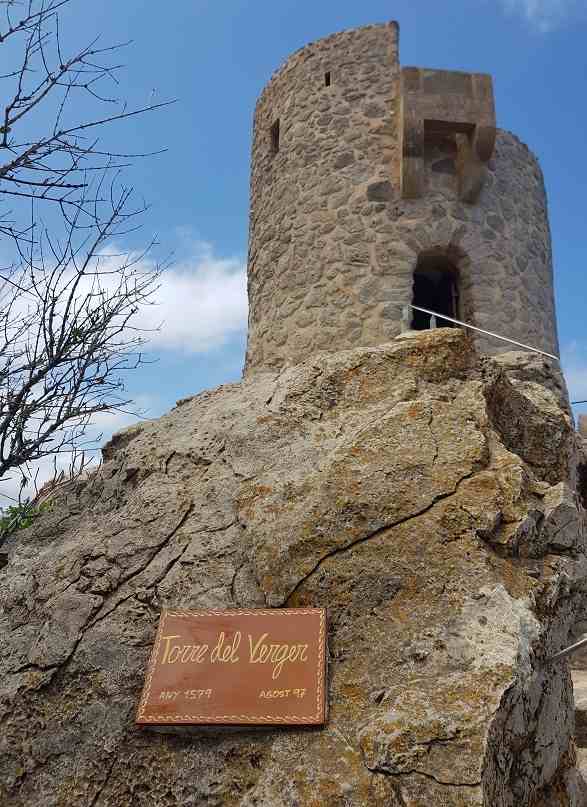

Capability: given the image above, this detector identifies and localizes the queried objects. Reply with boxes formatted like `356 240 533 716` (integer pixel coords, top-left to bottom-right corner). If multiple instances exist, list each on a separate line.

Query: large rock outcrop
1 328 586 806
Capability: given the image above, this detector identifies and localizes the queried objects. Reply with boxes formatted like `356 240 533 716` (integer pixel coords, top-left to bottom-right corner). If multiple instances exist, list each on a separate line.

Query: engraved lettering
161 634 209 665
160 634 181 664
249 632 269 664
159 690 180 701
190 644 209 663
211 631 241 664
184 689 213 700
248 633 310 679
258 688 300 699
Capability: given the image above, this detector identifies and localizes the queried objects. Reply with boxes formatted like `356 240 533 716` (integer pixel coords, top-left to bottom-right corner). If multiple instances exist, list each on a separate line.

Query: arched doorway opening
411 253 460 330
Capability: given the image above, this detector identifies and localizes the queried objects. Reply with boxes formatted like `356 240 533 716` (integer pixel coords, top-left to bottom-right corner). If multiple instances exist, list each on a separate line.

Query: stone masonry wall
244 22 559 374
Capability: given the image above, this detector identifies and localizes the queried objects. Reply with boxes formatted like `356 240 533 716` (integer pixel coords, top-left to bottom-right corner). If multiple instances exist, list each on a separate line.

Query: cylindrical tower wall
244 23 559 374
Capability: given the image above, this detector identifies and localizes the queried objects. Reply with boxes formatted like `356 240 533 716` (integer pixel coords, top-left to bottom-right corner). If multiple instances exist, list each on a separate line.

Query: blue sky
23 0 587 480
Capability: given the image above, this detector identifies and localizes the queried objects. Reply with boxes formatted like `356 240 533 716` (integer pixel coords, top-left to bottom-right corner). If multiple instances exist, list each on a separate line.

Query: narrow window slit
270 119 280 155
324 71 331 87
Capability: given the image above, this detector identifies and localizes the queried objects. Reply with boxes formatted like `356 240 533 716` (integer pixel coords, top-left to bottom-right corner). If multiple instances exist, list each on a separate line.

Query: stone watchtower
244 22 559 374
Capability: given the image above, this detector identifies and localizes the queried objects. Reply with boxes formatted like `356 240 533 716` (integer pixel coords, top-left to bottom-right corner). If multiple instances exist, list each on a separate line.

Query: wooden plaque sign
136 608 327 726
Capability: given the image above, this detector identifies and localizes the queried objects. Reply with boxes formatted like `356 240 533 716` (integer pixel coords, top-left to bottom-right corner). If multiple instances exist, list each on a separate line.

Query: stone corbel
400 68 496 204
400 109 425 200
455 124 496 203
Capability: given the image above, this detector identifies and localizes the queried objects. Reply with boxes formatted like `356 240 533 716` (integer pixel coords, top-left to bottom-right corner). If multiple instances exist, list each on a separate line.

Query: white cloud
131 239 248 354
3 237 248 356
499 0 582 31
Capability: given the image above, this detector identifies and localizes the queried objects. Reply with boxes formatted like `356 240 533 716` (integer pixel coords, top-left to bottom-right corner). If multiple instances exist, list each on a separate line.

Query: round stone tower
244 21 559 375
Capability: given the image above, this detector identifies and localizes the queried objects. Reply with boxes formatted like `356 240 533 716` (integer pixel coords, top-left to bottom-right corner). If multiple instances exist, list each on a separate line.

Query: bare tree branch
0 0 172 501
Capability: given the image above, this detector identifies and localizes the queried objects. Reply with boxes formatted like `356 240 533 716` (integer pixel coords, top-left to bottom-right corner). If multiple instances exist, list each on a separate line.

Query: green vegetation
0 501 50 542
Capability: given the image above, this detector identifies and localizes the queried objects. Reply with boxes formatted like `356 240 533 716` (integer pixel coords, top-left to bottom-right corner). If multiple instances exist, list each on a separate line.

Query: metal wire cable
406 305 560 361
